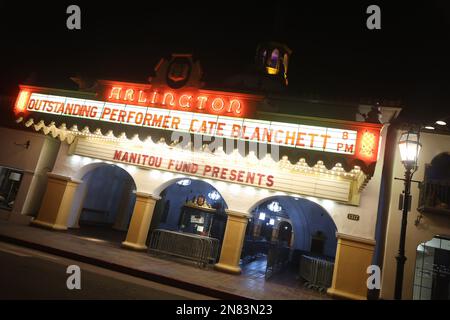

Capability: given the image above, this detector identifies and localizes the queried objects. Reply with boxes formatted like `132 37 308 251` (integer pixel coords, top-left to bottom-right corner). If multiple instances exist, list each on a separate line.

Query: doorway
68 164 137 245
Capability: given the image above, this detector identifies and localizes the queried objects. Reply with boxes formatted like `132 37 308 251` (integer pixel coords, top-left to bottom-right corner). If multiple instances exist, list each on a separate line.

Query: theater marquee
14 84 382 163
70 138 355 202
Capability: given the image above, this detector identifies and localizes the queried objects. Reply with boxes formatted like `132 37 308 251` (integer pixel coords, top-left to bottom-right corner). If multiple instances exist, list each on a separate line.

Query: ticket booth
179 195 217 237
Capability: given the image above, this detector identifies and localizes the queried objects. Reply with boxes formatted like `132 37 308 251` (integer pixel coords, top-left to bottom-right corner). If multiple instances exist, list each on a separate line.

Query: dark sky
1 1 450 122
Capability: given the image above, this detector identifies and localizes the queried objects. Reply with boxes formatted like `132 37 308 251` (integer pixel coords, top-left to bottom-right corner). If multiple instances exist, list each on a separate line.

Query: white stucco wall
0 127 60 218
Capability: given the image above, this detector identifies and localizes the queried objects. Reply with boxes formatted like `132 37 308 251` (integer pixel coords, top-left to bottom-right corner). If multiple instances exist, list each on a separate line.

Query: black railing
418 180 450 214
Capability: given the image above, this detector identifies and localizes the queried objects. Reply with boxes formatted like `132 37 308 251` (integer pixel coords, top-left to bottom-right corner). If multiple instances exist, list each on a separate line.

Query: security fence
299 254 335 292
148 229 220 267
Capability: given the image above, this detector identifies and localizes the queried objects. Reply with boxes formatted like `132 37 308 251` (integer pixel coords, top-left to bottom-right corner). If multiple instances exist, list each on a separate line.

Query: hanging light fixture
207 190 221 201
267 201 282 212
176 179 191 186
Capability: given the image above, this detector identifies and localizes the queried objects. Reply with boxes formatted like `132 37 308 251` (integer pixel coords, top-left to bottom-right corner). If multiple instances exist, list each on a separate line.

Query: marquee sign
71 138 354 202
15 88 381 162
103 84 247 118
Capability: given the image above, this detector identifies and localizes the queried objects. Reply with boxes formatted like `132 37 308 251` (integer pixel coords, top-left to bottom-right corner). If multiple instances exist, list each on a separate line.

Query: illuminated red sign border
98 81 258 118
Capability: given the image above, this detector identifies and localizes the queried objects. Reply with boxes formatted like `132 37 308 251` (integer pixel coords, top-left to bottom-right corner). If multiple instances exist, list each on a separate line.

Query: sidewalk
0 220 330 300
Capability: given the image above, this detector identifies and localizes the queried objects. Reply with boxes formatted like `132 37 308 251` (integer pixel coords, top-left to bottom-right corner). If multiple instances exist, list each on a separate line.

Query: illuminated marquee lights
106 86 244 117
18 91 380 160
359 131 377 158
15 90 30 113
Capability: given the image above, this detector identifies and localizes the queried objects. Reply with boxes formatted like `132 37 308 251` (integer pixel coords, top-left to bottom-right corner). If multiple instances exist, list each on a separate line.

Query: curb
0 233 251 300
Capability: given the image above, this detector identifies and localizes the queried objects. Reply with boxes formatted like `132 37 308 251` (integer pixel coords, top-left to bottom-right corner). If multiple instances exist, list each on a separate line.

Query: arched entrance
242 196 337 290
67 163 137 244
147 178 229 257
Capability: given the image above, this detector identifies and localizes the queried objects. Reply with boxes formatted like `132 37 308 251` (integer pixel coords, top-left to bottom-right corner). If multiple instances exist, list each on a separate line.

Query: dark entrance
68 164 136 245
242 196 337 293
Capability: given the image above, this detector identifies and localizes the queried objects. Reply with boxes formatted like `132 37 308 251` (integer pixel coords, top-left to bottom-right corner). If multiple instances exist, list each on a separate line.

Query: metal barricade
299 254 334 292
148 229 220 268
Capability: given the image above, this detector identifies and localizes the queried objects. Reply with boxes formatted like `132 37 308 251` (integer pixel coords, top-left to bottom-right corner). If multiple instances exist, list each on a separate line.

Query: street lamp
395 130 421 300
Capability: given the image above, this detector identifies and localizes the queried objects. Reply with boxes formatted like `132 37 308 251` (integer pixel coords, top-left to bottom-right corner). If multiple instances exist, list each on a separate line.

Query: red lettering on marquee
321 134 331 149
266 175 274 187
308 133 318 148
345 144 354 153
112 149 276 187
231 124 241 138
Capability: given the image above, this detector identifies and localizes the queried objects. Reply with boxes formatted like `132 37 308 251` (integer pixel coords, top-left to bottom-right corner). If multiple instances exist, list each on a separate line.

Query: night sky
1 1 450 122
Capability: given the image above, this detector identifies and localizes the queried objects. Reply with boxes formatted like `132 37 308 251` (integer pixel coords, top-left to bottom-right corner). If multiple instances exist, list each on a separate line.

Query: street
0 241 213 299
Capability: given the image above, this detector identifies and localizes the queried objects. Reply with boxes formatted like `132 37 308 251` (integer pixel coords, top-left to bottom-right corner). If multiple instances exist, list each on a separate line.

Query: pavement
0 241 213 299
0 219 330 300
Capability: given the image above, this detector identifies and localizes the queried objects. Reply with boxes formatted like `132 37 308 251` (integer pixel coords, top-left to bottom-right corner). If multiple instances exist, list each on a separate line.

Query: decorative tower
256 42 292 86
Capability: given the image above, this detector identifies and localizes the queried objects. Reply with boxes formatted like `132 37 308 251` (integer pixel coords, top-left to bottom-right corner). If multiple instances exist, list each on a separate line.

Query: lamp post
395 130 421 300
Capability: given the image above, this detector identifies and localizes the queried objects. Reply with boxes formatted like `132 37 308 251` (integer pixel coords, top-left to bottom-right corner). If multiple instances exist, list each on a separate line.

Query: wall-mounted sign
191 216 205 224
19 91 380 160
347 213 360 221
70 137 354 202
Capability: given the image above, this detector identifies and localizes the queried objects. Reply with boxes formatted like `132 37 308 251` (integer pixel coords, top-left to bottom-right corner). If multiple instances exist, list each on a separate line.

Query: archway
242 196 337 290
148 178 229 247
67 163 137 245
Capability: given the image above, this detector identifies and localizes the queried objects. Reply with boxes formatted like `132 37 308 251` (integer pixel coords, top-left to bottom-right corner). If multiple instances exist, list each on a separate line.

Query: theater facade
8 49 401 299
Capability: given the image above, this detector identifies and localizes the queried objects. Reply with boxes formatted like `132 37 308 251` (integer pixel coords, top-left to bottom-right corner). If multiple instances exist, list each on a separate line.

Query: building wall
380 131 450 299
0 127 60 219
294 198 338 257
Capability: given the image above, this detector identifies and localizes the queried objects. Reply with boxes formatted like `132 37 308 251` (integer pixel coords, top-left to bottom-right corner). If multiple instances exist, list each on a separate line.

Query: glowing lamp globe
398 131 421 169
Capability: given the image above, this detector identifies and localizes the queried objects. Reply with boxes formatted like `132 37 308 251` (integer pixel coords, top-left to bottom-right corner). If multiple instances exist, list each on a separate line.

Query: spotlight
424 126 435 130
435 120 447 126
